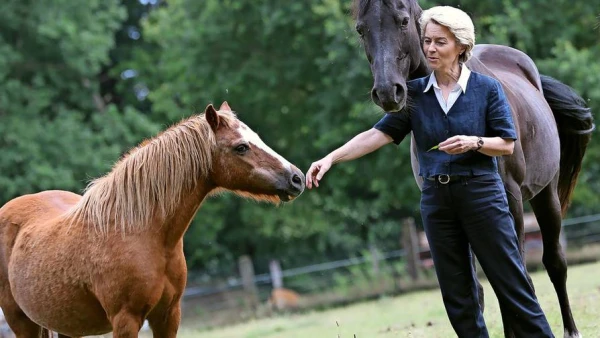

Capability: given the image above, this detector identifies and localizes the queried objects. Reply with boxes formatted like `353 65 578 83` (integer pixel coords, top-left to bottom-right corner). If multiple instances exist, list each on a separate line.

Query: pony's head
353 0 428 112
64 101 304 234
206 102 305 203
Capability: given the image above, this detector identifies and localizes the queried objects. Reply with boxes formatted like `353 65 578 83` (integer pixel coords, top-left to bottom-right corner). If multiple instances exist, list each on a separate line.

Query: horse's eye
400 17 409 28
355 23 365 36
234 144 249 154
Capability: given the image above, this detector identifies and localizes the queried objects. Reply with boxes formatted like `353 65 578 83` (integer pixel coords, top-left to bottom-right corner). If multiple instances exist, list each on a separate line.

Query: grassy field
173 261 600 338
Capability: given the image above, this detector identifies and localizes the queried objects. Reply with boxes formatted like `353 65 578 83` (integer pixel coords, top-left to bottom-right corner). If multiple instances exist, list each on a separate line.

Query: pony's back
0 190 82 265
0 191 81 227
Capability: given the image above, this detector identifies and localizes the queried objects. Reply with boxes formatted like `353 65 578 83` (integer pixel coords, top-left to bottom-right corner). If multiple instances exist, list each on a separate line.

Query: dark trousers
420 173 554 338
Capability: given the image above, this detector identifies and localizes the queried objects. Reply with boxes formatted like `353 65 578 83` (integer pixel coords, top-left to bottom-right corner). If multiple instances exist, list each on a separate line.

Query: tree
0 0 157 206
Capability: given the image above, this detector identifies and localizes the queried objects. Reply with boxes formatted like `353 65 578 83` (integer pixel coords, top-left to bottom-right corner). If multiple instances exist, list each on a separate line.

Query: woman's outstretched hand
306 156 333 189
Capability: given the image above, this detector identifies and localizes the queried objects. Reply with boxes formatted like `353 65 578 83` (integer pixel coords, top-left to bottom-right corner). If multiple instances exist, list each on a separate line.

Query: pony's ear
219 101 232 112
205 104 220 132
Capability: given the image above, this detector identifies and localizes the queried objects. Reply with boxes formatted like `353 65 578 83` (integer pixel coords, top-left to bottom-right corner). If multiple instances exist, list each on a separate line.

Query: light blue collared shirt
424 64 471 114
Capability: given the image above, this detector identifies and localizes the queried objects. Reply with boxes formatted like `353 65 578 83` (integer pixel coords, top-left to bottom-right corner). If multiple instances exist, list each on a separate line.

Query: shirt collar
424 64 471 94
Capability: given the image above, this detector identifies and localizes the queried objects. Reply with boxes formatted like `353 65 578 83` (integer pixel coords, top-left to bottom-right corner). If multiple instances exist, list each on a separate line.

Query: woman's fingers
306 159 331 189
306 163 320 189
439 135 472 154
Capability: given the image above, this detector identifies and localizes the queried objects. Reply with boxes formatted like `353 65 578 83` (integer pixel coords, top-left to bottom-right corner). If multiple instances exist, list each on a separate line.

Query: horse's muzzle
371 82 405 112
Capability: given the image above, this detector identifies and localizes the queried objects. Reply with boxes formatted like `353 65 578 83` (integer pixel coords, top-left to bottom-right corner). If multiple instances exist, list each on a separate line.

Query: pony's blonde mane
64 110 238 235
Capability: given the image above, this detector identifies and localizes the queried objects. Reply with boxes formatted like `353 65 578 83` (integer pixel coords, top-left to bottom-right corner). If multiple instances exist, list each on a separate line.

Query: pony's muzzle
278 167 305 201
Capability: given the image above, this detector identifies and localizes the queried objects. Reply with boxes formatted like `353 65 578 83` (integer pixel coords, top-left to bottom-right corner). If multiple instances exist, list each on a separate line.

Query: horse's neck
409 2 430 80
157 182 214 249
410 59 430 80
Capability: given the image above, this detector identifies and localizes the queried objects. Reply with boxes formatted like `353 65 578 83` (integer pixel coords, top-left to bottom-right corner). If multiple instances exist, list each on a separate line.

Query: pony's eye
234 144 249 154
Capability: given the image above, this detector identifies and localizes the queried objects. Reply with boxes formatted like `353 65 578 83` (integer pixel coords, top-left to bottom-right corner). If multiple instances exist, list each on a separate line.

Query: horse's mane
64 110 238 234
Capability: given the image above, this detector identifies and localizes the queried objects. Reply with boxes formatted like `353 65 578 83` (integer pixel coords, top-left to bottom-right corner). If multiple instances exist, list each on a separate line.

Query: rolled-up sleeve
373 111 412 145
486 81 517 140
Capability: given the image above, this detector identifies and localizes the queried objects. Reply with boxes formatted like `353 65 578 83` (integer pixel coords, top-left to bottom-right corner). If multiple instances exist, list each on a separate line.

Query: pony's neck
66 115 219 239
158 181 215 249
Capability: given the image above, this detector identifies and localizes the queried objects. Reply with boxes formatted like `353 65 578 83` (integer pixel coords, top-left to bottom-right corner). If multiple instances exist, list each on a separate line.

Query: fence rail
181 213 600 317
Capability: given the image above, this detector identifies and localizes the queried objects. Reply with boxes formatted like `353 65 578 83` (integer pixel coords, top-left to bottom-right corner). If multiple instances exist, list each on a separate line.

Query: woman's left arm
475 136 514 156
439 79 518 156
438 135 514 156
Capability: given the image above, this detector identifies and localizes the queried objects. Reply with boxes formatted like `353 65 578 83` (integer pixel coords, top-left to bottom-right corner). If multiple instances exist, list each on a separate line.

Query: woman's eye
235 144 249 154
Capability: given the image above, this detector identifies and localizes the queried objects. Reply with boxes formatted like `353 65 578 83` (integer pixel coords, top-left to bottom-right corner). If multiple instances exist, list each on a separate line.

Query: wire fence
181 213 600 318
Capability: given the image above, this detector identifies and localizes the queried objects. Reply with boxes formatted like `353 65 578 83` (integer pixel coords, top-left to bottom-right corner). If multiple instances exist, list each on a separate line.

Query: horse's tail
540 74 595 216
41 328 53 337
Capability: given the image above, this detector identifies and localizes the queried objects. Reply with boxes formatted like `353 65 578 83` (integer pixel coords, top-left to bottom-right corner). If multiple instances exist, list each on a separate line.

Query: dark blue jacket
374 71 517 178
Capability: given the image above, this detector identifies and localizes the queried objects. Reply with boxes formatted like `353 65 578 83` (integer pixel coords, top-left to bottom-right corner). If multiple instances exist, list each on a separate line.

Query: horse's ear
219 101 232 112
205 104 220 132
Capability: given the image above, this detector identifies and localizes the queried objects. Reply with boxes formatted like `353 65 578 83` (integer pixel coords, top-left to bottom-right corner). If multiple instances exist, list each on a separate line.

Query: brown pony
353 1 594 337
0 102 305 337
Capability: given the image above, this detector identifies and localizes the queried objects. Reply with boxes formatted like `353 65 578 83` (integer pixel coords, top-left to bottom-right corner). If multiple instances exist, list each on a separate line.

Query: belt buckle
438 174 450 184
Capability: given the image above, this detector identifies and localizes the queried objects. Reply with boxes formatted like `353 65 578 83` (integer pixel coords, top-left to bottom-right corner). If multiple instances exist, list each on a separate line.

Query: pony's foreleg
147 300 181 338
530 183 580 338
110 310 144 338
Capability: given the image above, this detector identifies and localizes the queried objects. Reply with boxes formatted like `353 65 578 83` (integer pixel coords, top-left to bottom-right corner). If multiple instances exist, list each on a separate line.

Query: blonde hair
64 111 238 235
420 6 475 63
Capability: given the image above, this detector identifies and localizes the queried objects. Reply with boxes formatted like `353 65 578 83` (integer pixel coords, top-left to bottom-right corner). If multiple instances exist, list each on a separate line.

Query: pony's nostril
292 174 302 185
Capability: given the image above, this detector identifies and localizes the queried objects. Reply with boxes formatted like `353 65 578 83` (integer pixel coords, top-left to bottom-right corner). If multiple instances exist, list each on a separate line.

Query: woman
306 6 554 338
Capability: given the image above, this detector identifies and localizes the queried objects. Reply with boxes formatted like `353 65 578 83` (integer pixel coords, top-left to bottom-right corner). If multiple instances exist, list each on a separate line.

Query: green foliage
0 0 598 273
0 0 158 203
130 0 421 271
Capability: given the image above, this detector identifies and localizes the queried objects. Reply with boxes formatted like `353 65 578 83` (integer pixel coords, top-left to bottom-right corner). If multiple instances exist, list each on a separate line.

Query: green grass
174 261 600 338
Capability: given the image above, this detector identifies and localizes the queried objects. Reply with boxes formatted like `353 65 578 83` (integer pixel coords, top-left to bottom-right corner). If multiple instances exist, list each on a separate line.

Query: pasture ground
170 261 600 338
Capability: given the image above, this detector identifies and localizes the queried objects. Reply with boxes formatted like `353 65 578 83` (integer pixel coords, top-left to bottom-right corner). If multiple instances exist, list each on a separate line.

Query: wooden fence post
369 245 380 276
402 217 420 281
269 259 283 289
238 255 258 308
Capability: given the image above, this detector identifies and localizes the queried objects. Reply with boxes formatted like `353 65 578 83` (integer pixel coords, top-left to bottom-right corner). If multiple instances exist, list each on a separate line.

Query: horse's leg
530 182 580 338
0 305 44 338
110 310 144 338
147 300 181 338
0 280 44 338
500 179 528 338
471 254 485 311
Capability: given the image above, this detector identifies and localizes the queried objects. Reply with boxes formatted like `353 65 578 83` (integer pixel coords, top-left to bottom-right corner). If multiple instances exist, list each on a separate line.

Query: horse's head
354 0 427 112
205 102 305 203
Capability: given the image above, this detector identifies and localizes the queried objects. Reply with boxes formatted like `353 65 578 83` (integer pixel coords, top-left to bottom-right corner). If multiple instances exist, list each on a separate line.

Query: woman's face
422 22 465 72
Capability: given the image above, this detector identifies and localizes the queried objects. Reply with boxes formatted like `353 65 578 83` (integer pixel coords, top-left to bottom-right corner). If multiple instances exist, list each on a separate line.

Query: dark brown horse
0 102 305 337
353 1 594 337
